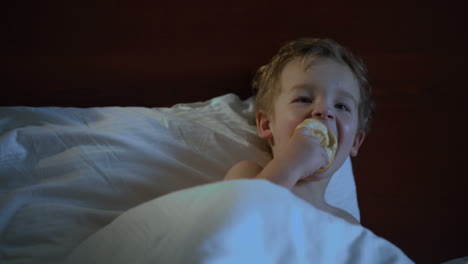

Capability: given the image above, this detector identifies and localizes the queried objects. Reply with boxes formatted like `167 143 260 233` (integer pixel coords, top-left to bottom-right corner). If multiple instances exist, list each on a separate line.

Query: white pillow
0 93 359 264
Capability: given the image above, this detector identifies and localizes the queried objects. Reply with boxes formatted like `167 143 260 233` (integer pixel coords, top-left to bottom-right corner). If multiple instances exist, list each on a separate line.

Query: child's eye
295 97 312 103
335 103 350 111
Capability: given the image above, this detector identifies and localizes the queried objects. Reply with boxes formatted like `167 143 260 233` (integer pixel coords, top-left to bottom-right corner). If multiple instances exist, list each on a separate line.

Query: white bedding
66 180 413 264
1 94 365 263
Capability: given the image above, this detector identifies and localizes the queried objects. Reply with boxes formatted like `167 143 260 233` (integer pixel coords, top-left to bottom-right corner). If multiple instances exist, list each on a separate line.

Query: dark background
2 0 467 263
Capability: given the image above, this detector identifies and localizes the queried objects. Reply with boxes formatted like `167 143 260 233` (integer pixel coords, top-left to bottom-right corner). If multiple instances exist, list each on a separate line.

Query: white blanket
0 94 361 263
66 180 413 264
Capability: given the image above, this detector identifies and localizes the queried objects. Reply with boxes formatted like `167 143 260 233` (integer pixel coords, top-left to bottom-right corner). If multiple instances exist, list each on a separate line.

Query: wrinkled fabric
67 180 412 264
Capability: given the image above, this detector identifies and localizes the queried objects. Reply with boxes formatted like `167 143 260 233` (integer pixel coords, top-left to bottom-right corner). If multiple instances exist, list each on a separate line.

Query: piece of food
295 119 338 172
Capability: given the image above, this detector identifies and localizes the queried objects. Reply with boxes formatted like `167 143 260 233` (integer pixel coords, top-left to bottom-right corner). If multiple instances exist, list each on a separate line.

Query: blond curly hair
252 38 374 133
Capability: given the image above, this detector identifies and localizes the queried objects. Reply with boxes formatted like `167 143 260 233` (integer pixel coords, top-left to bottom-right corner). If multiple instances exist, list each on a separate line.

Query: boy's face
257 56 366 179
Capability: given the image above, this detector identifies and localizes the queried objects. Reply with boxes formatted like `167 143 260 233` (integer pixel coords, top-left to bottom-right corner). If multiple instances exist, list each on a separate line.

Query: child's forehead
286 56 342 73
281 57 352 84
277 56 360 98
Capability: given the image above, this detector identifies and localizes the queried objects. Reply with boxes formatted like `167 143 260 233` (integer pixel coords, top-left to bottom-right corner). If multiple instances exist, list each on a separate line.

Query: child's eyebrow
290 84 358 105
290 84 316 93
337 90 358 106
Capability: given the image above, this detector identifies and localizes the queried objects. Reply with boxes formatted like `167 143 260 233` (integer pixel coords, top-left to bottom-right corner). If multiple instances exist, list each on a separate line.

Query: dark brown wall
3 1 467 263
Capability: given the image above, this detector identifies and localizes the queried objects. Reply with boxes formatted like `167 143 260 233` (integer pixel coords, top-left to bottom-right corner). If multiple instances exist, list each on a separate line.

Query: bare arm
225 127 328 189
224 160 263 181
224 159 359 225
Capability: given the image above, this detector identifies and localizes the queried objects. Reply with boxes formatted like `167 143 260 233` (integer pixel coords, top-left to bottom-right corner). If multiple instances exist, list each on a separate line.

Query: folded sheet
66 180 413 264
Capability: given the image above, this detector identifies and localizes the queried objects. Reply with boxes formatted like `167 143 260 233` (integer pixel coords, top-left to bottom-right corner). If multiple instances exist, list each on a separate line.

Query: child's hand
277 127 330 180
258 127 329 189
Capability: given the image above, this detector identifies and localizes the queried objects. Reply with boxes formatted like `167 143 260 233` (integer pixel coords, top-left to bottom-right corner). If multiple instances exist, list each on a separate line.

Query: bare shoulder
330 206 360 225
224 160 263 180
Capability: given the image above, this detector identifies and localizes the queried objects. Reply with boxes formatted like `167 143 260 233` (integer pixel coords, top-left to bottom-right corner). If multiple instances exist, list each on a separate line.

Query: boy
224 38 373 224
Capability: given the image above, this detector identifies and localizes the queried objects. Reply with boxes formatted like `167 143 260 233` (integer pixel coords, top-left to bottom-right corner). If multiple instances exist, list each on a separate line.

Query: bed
3 1 468 263
1 94 413 264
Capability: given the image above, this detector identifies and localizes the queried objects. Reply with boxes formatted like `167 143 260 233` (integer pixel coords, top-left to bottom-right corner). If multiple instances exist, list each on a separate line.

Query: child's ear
256 111 273 139
350 130 366 157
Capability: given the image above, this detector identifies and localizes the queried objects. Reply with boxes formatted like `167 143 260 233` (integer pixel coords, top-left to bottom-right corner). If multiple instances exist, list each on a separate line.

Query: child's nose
311 104 334 120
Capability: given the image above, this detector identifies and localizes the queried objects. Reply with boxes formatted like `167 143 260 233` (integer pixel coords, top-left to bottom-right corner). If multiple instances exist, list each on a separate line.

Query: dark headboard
3 1 467 262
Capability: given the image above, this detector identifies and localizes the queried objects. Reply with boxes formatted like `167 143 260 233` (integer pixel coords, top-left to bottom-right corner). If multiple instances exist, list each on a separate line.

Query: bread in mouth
295 118 338 173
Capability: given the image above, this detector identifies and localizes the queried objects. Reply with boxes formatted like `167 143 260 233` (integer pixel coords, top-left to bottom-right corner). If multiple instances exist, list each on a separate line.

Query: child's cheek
288 124 295 136
338 121 357 148
287 121 300 138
